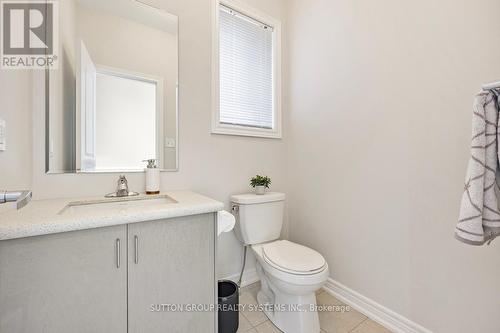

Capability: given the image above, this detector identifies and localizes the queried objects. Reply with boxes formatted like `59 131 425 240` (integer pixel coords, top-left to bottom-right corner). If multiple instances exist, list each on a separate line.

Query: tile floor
237 282 392 333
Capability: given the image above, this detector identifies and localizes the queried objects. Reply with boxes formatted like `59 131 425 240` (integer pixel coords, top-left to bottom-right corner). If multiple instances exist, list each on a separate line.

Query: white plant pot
255 186 266 195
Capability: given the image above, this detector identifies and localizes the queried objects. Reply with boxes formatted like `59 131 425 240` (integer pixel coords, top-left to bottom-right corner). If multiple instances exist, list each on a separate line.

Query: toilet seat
262 240 326 275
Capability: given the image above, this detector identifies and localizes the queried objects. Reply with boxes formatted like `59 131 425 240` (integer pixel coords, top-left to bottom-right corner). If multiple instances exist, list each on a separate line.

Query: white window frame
211 0 282 139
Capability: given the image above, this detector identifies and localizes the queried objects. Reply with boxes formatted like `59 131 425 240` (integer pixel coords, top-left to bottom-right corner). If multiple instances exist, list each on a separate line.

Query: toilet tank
230 192 285 245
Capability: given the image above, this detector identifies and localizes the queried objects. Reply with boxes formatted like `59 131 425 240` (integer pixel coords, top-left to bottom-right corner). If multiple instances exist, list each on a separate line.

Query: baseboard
220 268 259 288
323 278 432 333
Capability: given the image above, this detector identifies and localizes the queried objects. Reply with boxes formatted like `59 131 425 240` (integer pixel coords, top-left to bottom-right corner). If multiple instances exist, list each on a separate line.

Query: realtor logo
1 0 58 69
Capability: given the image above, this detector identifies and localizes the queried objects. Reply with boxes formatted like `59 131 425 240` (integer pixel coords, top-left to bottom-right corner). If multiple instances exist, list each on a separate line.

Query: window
212 1 282 138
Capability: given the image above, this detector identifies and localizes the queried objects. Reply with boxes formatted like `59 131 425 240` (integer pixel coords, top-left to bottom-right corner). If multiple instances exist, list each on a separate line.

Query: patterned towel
456 91 500 245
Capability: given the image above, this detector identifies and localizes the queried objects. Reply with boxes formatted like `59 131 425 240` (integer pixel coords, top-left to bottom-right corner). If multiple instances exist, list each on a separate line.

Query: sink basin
59 195 177 215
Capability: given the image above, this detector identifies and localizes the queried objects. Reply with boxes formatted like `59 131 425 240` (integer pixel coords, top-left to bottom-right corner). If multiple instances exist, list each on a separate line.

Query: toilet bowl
230 193 329 333
251 240 329 333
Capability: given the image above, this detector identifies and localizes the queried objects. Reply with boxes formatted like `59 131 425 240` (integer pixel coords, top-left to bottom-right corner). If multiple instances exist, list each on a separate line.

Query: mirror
46 0 178 173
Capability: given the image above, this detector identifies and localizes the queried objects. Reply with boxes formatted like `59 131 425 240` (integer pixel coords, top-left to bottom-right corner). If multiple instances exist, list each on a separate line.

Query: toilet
231 192 329 333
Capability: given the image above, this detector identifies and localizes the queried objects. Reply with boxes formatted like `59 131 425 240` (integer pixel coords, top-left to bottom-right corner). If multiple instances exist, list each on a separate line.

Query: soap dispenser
143 159 160 195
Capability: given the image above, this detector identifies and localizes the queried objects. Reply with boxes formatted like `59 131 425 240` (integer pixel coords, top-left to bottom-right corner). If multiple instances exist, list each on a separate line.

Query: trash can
218 280 239 333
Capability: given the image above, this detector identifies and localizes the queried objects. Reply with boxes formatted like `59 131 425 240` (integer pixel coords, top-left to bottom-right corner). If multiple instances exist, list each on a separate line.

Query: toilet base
255 264 322 333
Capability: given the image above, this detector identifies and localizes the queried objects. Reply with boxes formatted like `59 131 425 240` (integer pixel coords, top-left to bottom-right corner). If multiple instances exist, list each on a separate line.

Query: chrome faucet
105 176 139 198
115 175 129 197
0 190 32 210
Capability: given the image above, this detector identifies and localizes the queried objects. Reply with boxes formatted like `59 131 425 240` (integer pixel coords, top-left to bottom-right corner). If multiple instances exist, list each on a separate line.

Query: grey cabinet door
0 225 128 333
128 214 216 333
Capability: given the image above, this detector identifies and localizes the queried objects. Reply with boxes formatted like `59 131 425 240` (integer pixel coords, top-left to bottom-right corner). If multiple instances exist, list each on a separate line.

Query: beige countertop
0 191 224 241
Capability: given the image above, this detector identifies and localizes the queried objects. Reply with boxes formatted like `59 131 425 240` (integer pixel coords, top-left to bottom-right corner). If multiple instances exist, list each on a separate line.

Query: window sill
211 124 282 139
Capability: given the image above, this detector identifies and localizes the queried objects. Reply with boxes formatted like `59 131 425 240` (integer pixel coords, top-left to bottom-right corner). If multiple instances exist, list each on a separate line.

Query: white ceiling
77 0 178 35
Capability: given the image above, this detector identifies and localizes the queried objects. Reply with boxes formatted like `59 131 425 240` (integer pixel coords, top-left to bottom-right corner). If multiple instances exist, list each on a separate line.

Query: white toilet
231 192 329 333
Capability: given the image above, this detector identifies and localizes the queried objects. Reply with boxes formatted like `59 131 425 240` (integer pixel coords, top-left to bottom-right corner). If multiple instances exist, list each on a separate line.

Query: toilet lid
262 240 326 275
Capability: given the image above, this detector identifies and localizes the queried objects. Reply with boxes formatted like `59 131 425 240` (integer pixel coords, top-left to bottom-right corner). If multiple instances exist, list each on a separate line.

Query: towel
217 210 235 236
456 91 500 245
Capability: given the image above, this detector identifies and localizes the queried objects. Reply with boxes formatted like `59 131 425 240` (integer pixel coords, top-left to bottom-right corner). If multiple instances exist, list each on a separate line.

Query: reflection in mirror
46 0 178 173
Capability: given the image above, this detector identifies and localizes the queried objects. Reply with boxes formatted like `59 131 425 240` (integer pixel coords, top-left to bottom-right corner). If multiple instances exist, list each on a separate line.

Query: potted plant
250 175 271 195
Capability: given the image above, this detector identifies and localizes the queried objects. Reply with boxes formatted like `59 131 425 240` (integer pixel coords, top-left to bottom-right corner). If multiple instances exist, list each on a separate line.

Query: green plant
250 175 271 188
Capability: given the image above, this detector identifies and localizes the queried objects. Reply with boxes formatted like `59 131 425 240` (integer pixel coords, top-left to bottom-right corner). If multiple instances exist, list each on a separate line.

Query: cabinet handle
134 235 139 264
116 238 121 268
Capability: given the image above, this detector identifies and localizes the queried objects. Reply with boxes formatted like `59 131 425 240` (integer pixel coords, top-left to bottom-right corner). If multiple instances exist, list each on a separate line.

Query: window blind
219 4 274 129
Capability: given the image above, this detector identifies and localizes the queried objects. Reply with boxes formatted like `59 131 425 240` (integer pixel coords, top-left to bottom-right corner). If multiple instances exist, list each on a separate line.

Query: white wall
48 0 77 172
286 0 500 332
28 0 288 281
0 71 33 190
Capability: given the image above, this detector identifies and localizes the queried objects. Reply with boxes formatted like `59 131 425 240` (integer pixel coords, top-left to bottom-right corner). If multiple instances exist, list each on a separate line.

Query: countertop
0 191 224 241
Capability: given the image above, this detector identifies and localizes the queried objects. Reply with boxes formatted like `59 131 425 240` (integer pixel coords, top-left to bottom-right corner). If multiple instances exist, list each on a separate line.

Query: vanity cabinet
128 214 216 333
0 214 216 333
0 224 128 333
